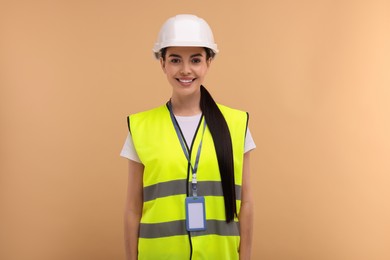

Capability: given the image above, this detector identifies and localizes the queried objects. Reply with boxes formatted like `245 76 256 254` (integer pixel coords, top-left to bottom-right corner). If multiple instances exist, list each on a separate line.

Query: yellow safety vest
128 103 248 260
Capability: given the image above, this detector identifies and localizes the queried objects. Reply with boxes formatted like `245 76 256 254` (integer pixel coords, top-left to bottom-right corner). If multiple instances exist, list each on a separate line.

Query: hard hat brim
153 42 219 59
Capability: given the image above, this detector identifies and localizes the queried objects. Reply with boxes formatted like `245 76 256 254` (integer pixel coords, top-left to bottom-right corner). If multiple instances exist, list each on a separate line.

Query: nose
180 61 191 75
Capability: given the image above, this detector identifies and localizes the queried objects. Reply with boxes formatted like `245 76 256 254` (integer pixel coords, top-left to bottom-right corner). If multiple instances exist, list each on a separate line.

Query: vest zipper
186 163 193 260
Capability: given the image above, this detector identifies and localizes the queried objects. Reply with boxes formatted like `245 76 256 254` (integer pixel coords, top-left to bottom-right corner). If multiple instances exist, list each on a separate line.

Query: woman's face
160 47 211 98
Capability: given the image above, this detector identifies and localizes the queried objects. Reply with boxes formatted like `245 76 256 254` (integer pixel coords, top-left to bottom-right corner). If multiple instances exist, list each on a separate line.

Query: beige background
1 0 390 259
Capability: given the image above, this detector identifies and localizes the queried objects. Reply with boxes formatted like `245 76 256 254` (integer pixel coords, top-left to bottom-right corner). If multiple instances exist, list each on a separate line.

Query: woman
121 14 255 260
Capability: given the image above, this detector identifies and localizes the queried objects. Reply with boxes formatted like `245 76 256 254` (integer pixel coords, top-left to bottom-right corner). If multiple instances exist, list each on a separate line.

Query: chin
174 85 201 96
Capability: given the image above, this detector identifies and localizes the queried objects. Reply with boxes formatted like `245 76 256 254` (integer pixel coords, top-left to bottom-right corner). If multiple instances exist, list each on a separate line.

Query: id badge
185 196 206 231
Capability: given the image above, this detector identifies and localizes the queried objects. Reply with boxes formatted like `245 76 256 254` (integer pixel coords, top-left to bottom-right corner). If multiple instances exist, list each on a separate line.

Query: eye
169 58 181 64
191 58 202 64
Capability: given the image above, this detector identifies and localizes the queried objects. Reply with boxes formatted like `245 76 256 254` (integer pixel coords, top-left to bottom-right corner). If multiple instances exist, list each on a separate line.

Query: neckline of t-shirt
174 113 202 122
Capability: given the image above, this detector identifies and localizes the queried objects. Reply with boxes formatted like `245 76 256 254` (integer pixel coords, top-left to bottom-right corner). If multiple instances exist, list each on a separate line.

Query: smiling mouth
177 78 196 83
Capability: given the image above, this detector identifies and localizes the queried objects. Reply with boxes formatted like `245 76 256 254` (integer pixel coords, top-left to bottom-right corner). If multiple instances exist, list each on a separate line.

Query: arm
239 152 254 260
124 159 144 260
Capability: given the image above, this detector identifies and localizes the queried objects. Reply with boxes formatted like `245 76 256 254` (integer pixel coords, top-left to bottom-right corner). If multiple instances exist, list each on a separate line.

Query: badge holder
185 196 206 231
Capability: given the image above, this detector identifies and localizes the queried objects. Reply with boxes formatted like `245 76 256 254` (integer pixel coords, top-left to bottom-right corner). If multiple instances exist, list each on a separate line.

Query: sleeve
120 133 142 163
244 127 256 153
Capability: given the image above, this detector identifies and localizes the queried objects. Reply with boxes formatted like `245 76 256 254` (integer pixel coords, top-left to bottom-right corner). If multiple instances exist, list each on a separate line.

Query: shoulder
217 103 248 120
127 104 169 133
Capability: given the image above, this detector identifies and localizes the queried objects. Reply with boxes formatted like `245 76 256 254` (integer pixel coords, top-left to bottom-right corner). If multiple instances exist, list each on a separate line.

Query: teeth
179 79 193 83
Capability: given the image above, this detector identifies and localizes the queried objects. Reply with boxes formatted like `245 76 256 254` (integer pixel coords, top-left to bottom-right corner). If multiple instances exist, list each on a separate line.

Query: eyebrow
168 53 204 58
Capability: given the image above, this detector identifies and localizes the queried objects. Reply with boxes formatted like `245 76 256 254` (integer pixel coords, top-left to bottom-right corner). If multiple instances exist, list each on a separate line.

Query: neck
170 92 201 116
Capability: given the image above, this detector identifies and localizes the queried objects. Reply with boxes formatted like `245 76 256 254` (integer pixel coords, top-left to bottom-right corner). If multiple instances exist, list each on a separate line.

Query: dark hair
161 48 236 222
200 86 237 223
160 47 215 60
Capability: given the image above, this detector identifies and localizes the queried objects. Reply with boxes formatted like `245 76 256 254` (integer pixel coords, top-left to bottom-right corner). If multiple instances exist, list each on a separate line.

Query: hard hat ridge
153 14 219 59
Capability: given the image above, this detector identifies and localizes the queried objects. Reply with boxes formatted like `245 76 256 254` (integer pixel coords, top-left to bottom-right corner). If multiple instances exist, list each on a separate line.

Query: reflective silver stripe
144 180 242 202
143 180 187 202
139 220 239 238
139 220 187 238
197 182 242 200
191 220 240 237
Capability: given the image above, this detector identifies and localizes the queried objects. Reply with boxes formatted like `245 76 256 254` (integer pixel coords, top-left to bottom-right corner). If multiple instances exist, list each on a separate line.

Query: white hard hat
153 14 219 59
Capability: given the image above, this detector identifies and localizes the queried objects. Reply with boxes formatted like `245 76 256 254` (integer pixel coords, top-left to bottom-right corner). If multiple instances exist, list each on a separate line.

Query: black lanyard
167 101 206 197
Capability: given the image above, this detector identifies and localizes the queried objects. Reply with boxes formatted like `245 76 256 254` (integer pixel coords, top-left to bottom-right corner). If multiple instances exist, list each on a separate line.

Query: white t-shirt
120 114 256 163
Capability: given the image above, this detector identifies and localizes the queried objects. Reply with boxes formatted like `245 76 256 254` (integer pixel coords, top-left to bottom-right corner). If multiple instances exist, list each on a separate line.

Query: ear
206 58 212 68
160 57 166 73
